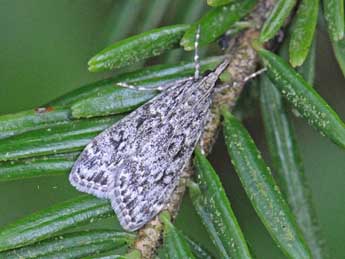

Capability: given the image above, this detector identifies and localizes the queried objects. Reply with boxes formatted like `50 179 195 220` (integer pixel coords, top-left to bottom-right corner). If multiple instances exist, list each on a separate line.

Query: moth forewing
69 59 229 231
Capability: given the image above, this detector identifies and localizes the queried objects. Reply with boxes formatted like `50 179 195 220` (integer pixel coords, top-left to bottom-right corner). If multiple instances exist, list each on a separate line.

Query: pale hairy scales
69 60 229 231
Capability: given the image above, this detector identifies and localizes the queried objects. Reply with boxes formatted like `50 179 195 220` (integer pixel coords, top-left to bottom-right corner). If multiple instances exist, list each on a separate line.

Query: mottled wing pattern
69 60 229 231
68 79 190 200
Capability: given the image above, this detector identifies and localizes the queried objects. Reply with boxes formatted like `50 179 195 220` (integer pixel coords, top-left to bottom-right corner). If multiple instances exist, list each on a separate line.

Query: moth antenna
117 77 193 92
117 82 162 91
194 25 201 80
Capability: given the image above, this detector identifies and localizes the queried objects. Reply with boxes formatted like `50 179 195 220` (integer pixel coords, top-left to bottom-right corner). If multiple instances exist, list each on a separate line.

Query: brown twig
133 1 274 257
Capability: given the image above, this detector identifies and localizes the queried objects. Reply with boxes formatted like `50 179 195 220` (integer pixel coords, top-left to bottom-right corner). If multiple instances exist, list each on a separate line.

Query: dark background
0 1 344 258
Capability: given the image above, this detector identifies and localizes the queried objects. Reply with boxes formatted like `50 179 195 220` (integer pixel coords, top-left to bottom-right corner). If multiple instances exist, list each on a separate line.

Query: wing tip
110 198 144 232
69 171 109 199
109 193 168 232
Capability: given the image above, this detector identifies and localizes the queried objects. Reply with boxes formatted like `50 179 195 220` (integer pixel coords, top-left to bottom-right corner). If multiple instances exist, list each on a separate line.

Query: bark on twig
134 1 274 257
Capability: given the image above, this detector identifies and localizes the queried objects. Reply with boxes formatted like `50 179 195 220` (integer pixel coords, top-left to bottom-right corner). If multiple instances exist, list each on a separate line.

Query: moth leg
242 68 267 83
215 67 267 93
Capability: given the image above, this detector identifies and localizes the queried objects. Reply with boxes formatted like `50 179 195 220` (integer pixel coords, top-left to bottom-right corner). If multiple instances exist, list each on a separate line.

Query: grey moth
69 59 229 231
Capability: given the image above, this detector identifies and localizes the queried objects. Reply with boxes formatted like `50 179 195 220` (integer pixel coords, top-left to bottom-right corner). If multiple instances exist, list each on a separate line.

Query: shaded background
0 1 344 258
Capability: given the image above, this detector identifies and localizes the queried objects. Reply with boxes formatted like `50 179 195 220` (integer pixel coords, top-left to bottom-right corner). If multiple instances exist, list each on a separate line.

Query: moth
69 28 230 231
